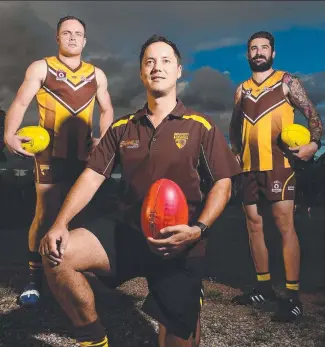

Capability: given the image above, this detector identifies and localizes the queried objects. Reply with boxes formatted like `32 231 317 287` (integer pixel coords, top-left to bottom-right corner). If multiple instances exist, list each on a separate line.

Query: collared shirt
88 99 241 227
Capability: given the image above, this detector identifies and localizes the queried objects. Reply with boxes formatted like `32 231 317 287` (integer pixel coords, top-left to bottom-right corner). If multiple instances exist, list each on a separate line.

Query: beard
248 54 274 72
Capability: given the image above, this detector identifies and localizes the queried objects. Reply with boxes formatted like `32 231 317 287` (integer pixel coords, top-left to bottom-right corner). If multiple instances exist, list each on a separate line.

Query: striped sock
256 272 272 293
75 319 108 347
286 280 300 300
28 251 43 289
79 336 109 347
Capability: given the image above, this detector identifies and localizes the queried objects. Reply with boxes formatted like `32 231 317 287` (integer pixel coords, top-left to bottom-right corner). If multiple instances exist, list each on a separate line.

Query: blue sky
188 26 325 84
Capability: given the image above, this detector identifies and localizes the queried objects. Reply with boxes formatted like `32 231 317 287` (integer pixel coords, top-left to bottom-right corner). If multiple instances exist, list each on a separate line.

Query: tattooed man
229 31 323 322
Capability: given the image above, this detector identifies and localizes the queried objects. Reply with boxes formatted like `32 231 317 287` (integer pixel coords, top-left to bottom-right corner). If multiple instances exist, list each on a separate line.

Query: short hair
139 34 181 68
57 15 86 36
247 31 275 51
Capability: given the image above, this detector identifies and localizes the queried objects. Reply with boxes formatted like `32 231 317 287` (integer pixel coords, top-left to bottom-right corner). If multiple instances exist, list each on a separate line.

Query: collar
133 99 187 121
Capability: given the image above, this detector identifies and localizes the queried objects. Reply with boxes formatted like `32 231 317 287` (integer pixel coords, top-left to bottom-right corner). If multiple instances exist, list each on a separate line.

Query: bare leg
42 228 111 326
244 204 269 273
29 183 62 251
271 200 300 282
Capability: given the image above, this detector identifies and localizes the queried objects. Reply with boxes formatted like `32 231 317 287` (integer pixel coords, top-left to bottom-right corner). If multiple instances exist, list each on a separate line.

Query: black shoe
232 288 277 306
271 297 303 322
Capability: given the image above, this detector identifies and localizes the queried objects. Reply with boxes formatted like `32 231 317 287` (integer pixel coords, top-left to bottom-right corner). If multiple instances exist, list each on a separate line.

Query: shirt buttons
152 137 157 142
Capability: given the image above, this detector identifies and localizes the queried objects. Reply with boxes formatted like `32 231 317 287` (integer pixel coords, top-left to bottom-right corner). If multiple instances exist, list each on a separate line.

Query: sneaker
18 282 41 307
271 297 303 322
232 288 277 306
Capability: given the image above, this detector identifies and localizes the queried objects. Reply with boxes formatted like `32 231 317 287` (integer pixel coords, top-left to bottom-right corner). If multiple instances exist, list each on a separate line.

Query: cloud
27 1 325 54
195 37 244 51
179 67 236 112
297 72 325 106
0 1 324 136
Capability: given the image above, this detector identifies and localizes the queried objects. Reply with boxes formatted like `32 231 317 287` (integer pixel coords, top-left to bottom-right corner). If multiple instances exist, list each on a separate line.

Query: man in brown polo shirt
39 35 241 347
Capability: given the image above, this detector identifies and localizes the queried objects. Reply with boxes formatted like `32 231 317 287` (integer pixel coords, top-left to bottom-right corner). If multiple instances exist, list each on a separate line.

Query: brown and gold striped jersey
36 56 97 161
240 70 294 172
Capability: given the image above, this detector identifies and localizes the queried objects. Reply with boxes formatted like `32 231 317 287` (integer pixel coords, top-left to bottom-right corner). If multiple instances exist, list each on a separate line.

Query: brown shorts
34 153 86 184
241 168 296 204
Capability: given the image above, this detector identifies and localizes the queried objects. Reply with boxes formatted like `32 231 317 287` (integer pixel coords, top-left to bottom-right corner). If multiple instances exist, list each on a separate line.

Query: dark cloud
29 1 325 55
179 67 236 112
89 56 144 109
298 72 325 106
0 2 55 103
0 1 324 137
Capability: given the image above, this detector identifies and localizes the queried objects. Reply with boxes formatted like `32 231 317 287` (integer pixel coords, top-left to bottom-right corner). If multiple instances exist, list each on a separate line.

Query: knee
274 212 294 234
246 214 263 233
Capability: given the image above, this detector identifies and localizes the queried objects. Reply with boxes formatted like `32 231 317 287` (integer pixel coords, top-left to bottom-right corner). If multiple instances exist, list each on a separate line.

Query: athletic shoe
232 288 277 306
271 297 303 322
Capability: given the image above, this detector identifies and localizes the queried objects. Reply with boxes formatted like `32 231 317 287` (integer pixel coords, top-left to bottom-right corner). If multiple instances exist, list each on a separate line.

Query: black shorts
87 218 205 340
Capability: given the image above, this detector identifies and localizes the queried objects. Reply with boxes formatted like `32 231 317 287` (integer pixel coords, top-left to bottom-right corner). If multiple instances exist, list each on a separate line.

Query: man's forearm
283 73 323 141
99 110 114 138
229 106 243 155
4 103 27 140
196 178 232 227
54 168 106 227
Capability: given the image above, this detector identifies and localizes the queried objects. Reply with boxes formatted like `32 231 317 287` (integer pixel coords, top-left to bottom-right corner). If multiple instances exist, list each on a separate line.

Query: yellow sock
79 336 109 347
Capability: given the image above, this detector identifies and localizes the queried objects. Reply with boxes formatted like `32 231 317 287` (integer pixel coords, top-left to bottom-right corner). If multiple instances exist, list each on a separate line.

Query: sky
0 1 324 156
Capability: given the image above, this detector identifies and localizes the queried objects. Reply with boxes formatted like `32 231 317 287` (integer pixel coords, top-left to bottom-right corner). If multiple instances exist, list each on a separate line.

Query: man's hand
289 141 318 161
39 224 69 266
147 225 201 259
4 134 34 158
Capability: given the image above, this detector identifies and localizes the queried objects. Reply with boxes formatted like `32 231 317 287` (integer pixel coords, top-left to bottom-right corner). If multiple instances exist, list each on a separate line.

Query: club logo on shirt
56 70 67 81
120 140 139 149
271 180 282 193
243 88 252 98
174 133 189 149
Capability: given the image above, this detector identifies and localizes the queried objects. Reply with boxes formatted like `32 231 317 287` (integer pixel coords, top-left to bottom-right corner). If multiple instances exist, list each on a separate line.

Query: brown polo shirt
87 99 241 228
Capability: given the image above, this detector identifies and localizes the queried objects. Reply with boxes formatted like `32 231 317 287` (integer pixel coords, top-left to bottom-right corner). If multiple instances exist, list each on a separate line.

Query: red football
141 179 189 239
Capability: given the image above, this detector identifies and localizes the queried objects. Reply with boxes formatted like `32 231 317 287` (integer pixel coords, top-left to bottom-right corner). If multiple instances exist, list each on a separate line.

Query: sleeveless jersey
240 70 294 172
36 56 97 161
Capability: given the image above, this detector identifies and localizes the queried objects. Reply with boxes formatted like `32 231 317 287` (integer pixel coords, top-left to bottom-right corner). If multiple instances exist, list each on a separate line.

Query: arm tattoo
229 85 243 155
283 73 323 141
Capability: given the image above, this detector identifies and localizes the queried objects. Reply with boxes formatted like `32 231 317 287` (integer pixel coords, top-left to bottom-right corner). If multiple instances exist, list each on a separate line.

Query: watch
310 139 322 150
193 221 209 238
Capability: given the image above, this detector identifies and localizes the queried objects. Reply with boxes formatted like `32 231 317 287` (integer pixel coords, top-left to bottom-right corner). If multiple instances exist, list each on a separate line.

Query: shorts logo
288 186 295 191
271 180 282 193
40 164 51 176
174 133 189 149
56 70 67 81
120 140 139 149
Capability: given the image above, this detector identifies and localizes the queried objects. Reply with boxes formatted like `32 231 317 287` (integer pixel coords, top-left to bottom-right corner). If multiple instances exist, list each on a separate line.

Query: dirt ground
0 201 325 347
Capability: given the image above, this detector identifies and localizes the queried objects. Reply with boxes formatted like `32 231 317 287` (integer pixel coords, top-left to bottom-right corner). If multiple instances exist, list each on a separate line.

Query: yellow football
281 124 311 147
16 126 50 154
